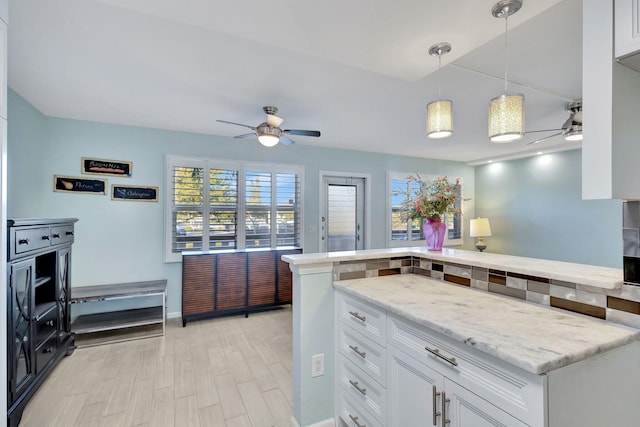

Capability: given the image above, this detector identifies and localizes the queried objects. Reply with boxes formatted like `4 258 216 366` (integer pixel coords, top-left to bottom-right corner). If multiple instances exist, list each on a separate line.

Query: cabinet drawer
35 306 57 345
338 322 386 387
336 291 386 346
50 225 74 245
337 355 386 423
35 334 57 374
387 313 544 426
14 227 51 255
336 390 384 427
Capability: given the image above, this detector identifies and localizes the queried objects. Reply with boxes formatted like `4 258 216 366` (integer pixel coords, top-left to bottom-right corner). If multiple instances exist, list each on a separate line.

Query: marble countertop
283 247 623 289
334 274 640 375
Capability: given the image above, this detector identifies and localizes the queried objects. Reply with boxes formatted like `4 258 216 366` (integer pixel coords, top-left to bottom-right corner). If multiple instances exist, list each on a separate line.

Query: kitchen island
283 248 640 427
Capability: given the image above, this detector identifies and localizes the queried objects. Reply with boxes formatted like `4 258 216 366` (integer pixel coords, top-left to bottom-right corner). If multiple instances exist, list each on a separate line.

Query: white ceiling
8 0 583 163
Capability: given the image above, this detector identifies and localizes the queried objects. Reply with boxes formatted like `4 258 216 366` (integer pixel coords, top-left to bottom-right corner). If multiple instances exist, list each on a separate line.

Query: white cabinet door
615 0 640 59
387 345 444 427
445 379 528 427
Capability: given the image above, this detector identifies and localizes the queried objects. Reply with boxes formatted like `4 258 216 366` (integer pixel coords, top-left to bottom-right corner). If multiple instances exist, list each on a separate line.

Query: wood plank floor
20 307 293 427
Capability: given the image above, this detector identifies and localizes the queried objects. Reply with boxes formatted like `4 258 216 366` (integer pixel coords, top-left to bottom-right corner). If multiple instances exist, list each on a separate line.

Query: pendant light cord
438 51 442 100
504 14 509 94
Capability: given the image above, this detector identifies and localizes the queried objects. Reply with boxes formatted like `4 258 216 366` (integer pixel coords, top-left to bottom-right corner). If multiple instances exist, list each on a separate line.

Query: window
388 172 463 248
166 156 303 262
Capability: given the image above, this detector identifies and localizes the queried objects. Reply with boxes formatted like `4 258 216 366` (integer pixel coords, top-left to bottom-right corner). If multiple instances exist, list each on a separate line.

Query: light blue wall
8 90 476 315
475 150 622 268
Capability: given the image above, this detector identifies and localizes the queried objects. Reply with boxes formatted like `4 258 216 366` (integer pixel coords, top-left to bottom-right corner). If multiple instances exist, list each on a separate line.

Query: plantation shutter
245 171 272 248
276 172 300 247
209 168 238 250
171 164 205 253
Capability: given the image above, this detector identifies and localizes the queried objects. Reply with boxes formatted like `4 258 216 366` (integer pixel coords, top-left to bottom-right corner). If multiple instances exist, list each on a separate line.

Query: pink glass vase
424 218 446 251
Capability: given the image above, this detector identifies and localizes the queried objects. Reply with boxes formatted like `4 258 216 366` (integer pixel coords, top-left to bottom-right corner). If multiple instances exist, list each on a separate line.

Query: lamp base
475 237 487 252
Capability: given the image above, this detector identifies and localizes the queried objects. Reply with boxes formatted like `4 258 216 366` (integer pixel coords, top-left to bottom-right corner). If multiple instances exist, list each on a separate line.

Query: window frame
386 171 463 248
165 155 304 262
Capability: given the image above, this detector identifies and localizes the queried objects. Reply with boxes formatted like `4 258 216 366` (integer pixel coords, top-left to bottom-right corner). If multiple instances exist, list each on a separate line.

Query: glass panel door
322 177 365 252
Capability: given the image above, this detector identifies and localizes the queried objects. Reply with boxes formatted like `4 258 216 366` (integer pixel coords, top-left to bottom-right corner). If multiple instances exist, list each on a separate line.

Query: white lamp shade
427 100 453 139
257 134 280 147
488 94 525 143
469 218 492 237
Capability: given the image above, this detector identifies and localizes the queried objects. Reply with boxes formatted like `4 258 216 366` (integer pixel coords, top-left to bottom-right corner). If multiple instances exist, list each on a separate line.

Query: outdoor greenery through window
389 173 462 246
166 156 302 262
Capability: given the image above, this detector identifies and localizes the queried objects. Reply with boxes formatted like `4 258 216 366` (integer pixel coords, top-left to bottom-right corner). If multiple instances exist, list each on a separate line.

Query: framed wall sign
81 157 133 177
54 175 107 195
111 184 158 202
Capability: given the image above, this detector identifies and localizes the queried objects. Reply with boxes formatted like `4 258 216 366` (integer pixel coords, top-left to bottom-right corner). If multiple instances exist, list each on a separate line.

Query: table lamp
470 218 492 252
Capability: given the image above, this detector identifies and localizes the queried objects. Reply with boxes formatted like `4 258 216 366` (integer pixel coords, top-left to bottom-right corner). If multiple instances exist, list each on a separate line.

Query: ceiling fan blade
284 129 321 137
525 128 563 134
233 133 256 139
280 135 296 145
526 132 563 145
266 114 284 128
216 119 256 130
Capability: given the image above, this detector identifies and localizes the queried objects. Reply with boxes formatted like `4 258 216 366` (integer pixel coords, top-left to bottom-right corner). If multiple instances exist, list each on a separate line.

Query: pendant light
427 42 453 139
488 0 525 143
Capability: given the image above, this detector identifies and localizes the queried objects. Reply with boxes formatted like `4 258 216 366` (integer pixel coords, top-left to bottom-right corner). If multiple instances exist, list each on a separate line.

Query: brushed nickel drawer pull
348 414 366 427
425 346 458 367
41 235 50 240
442 391 450 426
348 379 367 396
432 385 441 426
348 344 367 359
348 311 366 322
52 233 60 239
18 238 30 245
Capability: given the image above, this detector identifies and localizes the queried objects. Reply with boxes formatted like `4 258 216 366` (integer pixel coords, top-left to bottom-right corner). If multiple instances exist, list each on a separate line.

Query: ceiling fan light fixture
489 93 525 143
564 125 583 141
257 123 281 147
427 42 453 139
427 100 453 138
489 0 524 143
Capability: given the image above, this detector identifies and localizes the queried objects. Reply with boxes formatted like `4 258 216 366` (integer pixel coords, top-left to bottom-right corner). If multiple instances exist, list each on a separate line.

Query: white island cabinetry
335 275 640 427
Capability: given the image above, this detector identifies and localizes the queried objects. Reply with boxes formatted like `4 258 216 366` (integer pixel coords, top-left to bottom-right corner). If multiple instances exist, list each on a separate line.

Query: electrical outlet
311 353 324 377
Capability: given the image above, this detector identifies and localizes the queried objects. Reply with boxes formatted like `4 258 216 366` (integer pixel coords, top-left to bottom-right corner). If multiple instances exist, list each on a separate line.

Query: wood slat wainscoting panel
277 249 301 304
216 252 248 310
182 254 215 316
248 251 277 306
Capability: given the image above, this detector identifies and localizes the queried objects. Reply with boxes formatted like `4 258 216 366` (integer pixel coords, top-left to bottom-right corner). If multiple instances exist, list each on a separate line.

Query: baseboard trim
167 311 181 319
290 416 335 427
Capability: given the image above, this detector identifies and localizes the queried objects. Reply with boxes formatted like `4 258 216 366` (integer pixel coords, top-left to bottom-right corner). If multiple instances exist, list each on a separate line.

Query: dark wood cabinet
182 248 300 326
7 218 77 427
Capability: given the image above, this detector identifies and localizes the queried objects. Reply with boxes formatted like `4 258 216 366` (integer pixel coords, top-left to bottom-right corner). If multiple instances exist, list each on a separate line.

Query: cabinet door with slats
216 252 247 310
248 251 276 306
182 254 215 316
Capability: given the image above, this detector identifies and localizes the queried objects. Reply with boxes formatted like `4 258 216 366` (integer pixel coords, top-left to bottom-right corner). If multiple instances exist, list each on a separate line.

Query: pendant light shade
489 0 524 143
488 94 525 142
426 42 453 139
427 100 453 139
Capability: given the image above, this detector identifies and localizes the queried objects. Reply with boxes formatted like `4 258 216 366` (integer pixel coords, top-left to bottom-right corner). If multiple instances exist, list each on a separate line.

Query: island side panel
289 262 335 427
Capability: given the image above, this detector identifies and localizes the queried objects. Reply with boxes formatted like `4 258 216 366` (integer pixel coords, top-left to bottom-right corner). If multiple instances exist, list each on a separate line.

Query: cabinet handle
46 320 54 327
18 238 30 245
432 385 441 426
442 391 450 426
348 379 367 396
52 234 61 239
348 311 366 322
44 347 54 354
348 344 367 359
424 346 458 367
348 414 366 427
41 235 50 240
65 231 74 236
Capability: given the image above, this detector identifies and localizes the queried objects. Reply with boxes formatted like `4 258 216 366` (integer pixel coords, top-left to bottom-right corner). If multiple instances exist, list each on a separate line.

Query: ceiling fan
526 101 583 145
217 106 321 147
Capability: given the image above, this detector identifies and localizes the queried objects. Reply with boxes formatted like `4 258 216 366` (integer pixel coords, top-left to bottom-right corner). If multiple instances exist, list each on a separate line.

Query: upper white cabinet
583 0 640 200
615 0 640 70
